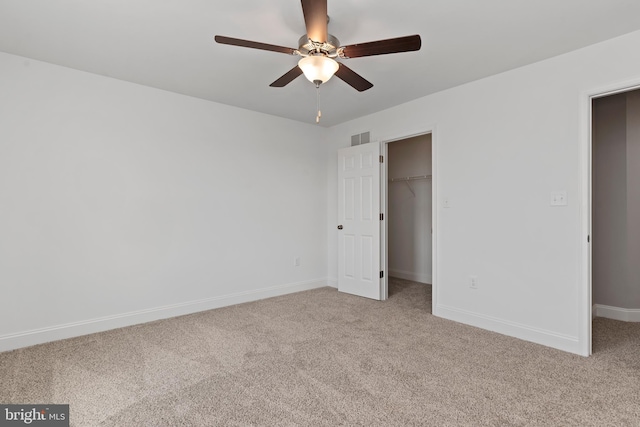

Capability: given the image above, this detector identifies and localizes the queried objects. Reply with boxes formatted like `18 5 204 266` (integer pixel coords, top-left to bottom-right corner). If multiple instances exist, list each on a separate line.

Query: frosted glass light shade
298 56 339 84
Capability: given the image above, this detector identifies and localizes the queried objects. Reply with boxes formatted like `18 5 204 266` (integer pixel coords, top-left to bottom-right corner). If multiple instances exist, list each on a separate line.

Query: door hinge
379 155 384 163
588 235 590 243
380 213 384 220
380 271 384 278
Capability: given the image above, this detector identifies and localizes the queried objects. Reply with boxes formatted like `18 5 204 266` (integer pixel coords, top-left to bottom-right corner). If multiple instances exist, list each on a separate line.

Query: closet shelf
389 174 431 182
389 175 431 197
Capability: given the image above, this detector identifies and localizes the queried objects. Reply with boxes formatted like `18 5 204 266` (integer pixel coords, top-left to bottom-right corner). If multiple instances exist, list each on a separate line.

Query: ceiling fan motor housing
297 34 340 57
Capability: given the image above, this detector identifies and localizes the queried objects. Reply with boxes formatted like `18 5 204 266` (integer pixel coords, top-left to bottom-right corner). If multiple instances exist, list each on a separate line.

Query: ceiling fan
214 0 421 97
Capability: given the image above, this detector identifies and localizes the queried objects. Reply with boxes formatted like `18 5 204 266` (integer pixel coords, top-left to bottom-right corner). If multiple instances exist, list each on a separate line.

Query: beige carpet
1 278 640 426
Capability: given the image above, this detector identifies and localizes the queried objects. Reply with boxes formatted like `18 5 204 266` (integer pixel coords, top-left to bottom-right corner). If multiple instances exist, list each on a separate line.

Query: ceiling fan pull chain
315 80 322 123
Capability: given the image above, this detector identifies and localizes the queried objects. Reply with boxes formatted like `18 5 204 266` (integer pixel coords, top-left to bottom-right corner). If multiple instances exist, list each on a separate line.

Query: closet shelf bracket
389 174 431 197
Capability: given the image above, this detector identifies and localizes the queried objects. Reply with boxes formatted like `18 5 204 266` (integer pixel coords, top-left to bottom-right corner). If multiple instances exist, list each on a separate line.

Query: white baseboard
327 277 338 288
435 304 584 356
388 269 431 284
594 304 640 322
0 278 329 353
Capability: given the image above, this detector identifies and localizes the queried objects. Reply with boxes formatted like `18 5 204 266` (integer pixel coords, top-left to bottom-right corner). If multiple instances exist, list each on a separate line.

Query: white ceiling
2 0 640 127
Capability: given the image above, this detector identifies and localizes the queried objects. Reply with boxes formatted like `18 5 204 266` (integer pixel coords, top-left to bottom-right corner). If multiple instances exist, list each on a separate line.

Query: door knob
337 225 343 230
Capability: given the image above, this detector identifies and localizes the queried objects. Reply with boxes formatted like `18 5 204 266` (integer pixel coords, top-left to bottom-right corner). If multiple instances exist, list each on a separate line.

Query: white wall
388 135 432 283
0 52 328 351
326 30 640 355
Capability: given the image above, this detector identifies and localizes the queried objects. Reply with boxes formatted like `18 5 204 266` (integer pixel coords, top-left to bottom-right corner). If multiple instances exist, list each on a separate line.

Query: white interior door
337 142 381 300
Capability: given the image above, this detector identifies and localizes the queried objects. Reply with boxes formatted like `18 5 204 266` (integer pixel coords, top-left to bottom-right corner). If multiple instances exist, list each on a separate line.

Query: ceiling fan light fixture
298 55 339 84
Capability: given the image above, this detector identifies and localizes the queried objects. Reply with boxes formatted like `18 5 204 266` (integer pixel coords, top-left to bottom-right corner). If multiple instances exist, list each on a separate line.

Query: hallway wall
593 89 640 315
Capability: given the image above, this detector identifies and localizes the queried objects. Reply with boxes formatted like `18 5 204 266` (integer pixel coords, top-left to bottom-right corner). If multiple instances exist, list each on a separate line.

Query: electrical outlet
470 276 478 289
294 257 301 267
550 191 568 206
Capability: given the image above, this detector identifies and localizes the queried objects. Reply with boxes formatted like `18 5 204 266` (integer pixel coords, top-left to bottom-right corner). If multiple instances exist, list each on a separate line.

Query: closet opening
382 133 434 310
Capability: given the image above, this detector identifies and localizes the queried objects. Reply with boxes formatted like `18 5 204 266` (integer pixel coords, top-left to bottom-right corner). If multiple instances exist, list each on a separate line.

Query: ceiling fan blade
215 35 297 55
334 63 373 92
340 35 421 59
269 66 303 87
301 0 328 43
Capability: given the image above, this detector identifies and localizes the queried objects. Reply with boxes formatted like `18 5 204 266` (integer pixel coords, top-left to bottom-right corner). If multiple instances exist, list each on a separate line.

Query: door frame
580 77 640 356
380 127 438 314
